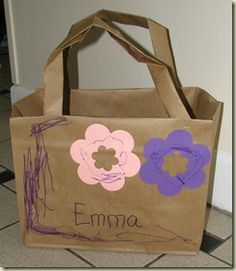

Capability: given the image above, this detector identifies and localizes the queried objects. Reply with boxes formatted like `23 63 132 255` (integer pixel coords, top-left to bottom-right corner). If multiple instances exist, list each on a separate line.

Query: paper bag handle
93 10 179 85
59 9 179 85
44 10 191 119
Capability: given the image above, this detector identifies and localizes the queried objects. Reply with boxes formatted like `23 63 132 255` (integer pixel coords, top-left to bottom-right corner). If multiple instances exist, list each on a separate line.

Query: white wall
4 0 232 211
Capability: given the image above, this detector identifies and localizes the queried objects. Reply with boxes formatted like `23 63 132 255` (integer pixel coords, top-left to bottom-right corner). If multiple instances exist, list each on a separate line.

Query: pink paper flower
70 124 141 191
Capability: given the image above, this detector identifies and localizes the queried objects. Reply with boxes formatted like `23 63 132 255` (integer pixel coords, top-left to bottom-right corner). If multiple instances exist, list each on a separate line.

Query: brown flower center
162 151 188 176
92 145 119 171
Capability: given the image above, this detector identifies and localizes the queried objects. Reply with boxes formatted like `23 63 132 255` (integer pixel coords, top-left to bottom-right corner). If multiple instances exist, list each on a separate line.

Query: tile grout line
0 220 19 231
0 168 15 183
1 183 16 194
144 252 232 268
0 138 11 147
204 230 225 242
0 163 12 171
206 252 232 267
144 254 166 267
1 93 11 100
212 234 232 248
66 249 96 267
206 234 233 265
206 202 232 217
222 234 232 243
2 96 11 100
0 108 11 114
0 168 14 173
0 95 10 99
0 138 11 144
0 95 11 103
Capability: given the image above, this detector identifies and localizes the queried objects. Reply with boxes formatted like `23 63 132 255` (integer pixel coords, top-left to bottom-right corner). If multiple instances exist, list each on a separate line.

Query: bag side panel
10 115 214 254
182 87 220 120
12 89 43 117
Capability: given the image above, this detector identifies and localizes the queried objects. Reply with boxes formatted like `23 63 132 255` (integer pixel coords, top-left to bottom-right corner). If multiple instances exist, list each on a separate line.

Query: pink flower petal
70 123 140 192
91 135 123 155
111 130 135 152
120 152 141 177
85 124 110 142
70 139 87 164
100 178 125 191
77 165 99 185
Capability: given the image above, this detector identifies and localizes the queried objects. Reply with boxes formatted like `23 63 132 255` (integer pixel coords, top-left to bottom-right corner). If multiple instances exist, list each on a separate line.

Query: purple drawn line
23 117 68 232
115 229 197 245
30 117 68 135
150 143 208 188
156 224 195 244
79 135 128 183
28 223 197 246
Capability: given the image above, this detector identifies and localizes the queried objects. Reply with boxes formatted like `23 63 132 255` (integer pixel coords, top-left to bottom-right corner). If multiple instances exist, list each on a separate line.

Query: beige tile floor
0 54 233 268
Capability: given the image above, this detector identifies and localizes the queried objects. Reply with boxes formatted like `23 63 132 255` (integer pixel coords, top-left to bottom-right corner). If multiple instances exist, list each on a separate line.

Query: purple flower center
162 151 188 177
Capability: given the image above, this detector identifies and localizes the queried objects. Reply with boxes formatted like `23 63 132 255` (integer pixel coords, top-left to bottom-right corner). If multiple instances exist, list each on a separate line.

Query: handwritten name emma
73 202 143 228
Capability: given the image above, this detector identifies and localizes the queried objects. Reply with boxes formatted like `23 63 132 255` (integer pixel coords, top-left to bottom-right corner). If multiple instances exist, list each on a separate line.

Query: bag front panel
10 115 214 254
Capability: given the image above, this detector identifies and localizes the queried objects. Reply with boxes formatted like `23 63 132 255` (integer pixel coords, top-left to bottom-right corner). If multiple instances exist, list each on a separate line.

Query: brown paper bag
10 10 223 254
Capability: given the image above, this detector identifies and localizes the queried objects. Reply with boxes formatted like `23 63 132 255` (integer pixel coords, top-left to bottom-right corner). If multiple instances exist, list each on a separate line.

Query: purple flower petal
166 130 193 148
184 170 205 189
193 144 211 164
139 162 158 184
143 138 164 159
158 180 182 196
140 129 211 196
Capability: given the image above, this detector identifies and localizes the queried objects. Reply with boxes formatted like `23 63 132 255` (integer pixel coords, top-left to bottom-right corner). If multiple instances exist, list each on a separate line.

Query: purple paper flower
140 130 211 196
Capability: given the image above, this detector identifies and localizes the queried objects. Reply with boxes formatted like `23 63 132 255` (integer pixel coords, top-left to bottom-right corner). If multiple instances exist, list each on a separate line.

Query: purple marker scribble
79 135 127 183
81 135 128 183
114 225 197 245
23 117 68 231
140 130 211 196
23 119 197 247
